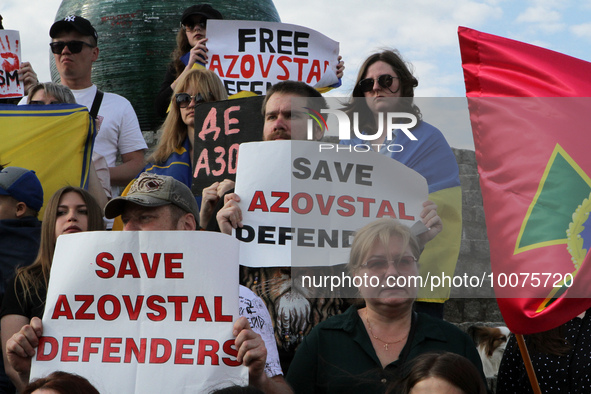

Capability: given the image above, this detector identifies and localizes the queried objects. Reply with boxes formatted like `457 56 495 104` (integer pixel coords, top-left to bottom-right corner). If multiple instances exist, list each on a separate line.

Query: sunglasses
175 93 206 108
358 74 399 93
181 20 207 32
50 40 95 54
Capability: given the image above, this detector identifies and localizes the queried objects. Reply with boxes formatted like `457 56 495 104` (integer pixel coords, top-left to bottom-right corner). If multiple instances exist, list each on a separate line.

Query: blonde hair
149 69 228 164
15 187 104 304
347 218 420 275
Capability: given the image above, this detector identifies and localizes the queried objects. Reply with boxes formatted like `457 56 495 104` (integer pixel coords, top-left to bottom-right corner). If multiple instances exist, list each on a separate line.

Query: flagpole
515 334 541 394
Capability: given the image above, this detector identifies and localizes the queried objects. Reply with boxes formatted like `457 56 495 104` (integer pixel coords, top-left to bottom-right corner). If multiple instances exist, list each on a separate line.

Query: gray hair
27 82 76 104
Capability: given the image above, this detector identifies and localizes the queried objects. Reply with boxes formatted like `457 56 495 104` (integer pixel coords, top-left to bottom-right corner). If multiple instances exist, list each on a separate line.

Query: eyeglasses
181 20 207 32
361 256 417 274
175 93 205 108
358 74 399 93
49 41 95 54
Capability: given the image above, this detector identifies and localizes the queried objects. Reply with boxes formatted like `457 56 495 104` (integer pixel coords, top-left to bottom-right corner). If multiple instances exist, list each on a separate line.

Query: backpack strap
89 89 104 119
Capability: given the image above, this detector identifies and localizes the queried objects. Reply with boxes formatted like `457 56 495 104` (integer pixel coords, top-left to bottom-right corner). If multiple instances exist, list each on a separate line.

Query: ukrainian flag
0 104 95 218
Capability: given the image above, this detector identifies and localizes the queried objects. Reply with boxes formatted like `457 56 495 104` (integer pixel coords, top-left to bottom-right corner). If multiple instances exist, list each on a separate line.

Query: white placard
206 20 339 95
0 30 24 98
31 231 247 394
234 141 429 267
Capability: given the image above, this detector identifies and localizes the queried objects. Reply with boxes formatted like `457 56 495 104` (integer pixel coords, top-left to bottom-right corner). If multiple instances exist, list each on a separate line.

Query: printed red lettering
52 295 74 319
147 295 167 321
164 253 184 278
95 252 115 278
248 191 269 212
398 202 415 220
61 337 80 362
149 338 172 363
74 295 95 320
37 336 59 361
103 337 122 362
117 253 140 278
97 295 121 321
82 337 101 362
168 296 188 321
336 195 355 217
376 200 397 218
189 296 212 321
123 295 144 320
222 339 241 366
197 339 219 365
175 339 195 364
316 194 335 215
141 253 161 278
270 191 289 213
292 192 313 214
358 197 376 217
124 337 147 363
214 296 232 322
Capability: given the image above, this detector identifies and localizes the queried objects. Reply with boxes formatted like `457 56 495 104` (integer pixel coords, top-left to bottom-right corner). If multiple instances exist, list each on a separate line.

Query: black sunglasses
175 93 206 108
358 74 399 93
181 19 207 31
50 40 95 54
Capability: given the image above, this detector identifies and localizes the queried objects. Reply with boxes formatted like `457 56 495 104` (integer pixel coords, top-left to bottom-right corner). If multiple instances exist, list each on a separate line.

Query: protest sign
192 95 264 196
0 30 24 98
31 231 247 394
0 104 94 218
233 141 428 268
206 20 339 95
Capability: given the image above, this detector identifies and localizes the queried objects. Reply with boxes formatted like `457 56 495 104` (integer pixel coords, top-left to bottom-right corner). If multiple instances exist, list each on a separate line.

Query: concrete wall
445 148 504 324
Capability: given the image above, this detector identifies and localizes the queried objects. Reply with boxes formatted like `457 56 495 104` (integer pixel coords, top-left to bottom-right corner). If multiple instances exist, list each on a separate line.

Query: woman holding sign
0 187 103 392
146 68 227 189
154 4 224 119
341 50 462 319
285 218 485 394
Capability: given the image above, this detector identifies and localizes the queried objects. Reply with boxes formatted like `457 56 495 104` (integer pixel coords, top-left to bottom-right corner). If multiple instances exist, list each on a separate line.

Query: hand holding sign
17 61 39 93
0 30 24 98
4 316 43 391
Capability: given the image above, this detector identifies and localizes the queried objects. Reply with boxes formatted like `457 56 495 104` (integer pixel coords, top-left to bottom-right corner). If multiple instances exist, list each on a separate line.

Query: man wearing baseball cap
20 15 147 200
0 165 43 394
8 172 290 392
104 172 200 231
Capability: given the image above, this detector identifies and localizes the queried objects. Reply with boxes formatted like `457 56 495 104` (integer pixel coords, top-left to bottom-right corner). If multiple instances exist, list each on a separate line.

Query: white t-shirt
239 285 283 377
72 85 147 196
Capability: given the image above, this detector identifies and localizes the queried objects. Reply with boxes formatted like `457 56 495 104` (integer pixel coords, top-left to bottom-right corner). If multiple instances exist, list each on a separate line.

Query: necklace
365 310 408 351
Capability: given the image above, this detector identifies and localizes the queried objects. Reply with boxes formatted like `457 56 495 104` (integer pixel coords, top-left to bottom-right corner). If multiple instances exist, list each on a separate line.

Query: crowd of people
2 3 575 394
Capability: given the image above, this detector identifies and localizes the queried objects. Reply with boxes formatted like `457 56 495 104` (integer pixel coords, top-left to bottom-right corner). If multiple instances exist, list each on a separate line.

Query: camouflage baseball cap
104 173 199 224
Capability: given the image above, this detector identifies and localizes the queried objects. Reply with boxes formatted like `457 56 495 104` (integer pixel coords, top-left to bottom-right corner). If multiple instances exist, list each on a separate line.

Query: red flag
459 26 591 334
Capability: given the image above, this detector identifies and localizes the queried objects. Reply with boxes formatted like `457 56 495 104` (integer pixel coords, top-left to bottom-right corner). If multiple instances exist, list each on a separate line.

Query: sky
3 0 591 149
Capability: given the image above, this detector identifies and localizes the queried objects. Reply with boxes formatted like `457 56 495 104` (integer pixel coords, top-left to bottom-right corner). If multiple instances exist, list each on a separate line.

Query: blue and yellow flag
0 104 95 218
